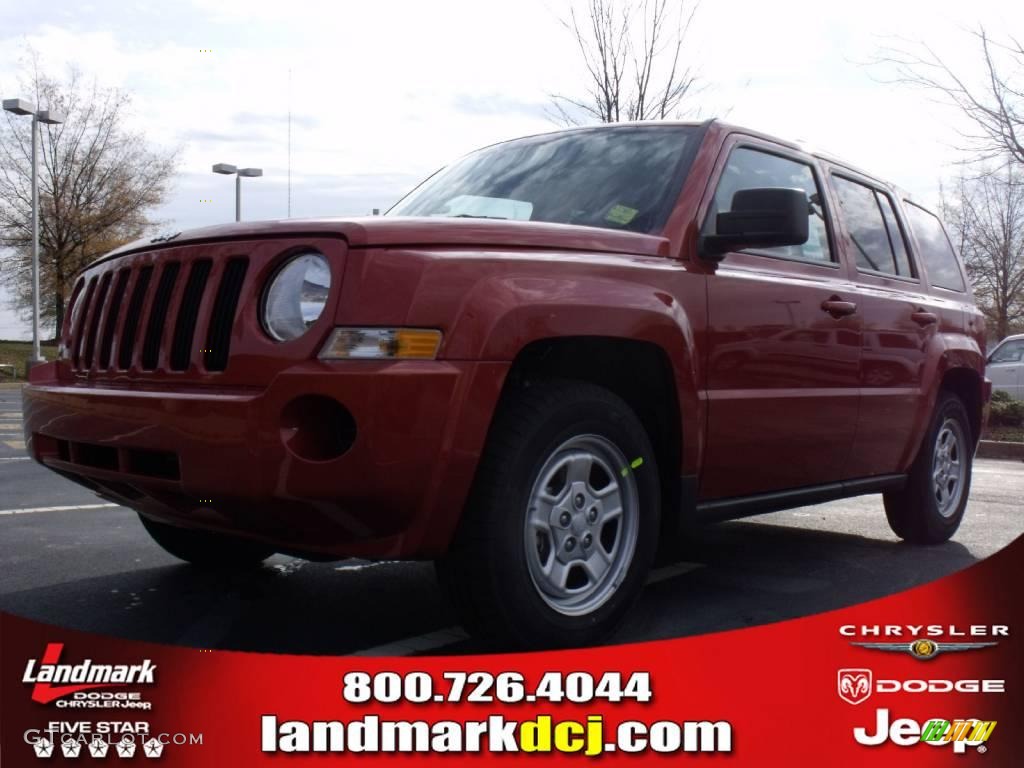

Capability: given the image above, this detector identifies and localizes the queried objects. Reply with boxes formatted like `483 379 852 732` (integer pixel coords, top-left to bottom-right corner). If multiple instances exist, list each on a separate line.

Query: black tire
883 391 973 544
138 514 274 568
436 380 660 649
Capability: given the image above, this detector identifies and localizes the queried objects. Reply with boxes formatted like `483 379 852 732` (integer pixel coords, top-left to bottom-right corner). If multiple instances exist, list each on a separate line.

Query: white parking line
0 457 30 462
0 503 119 517
351 561 705 656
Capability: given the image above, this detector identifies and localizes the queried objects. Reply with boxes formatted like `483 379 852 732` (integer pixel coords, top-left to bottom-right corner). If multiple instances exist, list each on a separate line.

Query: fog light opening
280 395 356 462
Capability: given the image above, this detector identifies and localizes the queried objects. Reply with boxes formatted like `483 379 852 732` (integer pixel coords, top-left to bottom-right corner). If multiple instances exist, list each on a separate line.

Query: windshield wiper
450 214 509 220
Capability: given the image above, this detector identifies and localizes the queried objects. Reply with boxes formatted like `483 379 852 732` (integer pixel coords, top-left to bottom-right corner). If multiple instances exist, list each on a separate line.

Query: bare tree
942 165 1024 339
876 28 1024 167
550 0 701 125
0 60 178 336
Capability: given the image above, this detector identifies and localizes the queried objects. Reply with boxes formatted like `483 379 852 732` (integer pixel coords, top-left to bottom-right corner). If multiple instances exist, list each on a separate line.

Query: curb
0 382 24 390
977 440 1024 461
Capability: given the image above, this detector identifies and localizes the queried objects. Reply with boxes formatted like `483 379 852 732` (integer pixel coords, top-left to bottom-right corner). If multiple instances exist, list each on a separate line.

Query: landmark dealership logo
22 643 157 705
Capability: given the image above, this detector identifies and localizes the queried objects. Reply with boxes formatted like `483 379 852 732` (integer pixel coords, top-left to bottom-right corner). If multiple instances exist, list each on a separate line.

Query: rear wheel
437 380 660 649
883 391 973 544
138 514 274 568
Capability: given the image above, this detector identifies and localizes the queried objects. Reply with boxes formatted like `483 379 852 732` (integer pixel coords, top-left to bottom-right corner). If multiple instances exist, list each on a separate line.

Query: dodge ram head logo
839 669 873 705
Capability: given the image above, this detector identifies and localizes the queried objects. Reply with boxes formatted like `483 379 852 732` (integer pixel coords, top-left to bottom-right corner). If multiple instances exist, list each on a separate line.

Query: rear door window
903 202 966 292
831 175 914 278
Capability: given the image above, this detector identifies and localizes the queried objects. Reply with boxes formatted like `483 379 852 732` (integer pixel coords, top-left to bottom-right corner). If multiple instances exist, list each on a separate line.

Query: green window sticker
606 204 638 225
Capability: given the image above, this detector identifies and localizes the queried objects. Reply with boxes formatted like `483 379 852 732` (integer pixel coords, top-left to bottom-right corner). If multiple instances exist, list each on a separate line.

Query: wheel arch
940 366 984 446
501 336 686 547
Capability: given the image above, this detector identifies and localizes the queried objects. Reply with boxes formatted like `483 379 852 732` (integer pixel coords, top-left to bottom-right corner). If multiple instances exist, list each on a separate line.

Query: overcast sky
1 0 1021 338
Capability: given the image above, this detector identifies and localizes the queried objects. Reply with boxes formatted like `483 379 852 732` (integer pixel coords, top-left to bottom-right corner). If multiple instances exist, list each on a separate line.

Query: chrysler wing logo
838 668 873 705
851 640 998 660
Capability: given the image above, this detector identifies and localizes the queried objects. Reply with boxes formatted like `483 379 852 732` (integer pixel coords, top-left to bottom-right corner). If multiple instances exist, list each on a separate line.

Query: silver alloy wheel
524 434 640 617
932 418 966 518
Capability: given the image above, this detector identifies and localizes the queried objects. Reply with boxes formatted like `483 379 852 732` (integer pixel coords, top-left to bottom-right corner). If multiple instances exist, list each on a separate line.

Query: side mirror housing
699 187 810 261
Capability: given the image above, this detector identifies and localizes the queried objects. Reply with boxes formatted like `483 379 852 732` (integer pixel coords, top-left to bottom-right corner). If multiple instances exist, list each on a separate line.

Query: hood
98 216 671 265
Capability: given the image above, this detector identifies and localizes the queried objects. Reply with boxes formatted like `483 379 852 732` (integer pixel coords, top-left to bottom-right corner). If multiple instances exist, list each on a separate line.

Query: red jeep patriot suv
23 120 989 648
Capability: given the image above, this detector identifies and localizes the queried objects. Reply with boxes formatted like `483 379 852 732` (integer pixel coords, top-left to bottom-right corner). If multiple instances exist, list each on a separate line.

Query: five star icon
60 739 82 758
32 733 171 760
116 738 137 758
33 738 54 758
88 737 110 758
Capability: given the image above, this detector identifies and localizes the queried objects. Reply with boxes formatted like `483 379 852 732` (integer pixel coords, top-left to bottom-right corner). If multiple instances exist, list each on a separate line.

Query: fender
446 271 704 474
406 269 707 555
901 330 986 470
333 247 705 555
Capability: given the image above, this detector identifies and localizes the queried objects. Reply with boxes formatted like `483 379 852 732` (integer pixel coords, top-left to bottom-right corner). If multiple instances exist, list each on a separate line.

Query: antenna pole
287 68 292 218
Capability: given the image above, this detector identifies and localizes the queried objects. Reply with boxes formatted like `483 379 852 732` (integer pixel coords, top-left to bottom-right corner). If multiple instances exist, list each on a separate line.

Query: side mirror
699 187 810 261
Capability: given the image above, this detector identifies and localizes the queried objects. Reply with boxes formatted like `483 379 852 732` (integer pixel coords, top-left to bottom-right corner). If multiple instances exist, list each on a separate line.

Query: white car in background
987 334 1024 400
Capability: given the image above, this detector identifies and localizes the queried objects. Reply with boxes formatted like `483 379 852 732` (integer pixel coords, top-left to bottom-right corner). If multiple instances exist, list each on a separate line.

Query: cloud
1 0 1023 339
234 111 317 129
452 93 550 119
182 128 275 144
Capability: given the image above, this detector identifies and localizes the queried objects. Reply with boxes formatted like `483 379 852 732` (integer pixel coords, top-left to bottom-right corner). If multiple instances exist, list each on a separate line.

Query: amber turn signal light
318 328 442 360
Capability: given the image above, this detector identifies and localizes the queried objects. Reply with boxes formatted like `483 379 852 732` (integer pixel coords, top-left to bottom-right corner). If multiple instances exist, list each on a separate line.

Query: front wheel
138 514 274 568
437 380 660 649
883 391 973 544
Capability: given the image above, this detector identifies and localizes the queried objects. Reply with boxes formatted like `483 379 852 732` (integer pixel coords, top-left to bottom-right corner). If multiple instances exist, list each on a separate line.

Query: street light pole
3 99 64 367
30 111 40 363
213 163 262 223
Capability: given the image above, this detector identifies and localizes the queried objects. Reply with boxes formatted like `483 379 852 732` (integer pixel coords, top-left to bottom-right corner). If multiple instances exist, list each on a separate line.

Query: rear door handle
911 310 939 326
821 298 857 318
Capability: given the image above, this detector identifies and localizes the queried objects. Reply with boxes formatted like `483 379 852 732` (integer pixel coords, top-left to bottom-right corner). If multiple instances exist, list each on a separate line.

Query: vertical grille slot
71 277 97 368
204 258 248 371
119 266 153 370
98 269 130 369
141 262 181 370
170 260 212 371
63 279 85 340
82 272 111 369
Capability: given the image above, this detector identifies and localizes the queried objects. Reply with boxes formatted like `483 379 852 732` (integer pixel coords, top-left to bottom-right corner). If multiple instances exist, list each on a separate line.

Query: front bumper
23 360 507 558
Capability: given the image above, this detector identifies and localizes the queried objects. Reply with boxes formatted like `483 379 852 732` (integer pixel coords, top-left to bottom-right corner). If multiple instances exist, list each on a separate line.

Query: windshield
388 125 701 235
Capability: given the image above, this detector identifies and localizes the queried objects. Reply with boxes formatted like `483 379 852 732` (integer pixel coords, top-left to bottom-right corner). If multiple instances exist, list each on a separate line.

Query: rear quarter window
903 202 966 292
831 175 913 278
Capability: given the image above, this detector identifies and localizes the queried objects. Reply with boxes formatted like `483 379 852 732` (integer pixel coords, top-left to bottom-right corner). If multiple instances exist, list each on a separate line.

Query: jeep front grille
65 254 249 375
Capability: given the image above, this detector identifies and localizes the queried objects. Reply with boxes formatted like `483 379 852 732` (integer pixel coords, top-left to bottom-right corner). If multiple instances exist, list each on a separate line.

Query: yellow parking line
4 440 25 450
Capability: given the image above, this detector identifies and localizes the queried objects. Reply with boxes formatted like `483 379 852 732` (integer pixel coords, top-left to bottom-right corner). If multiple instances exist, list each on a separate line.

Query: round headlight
263 251 331 341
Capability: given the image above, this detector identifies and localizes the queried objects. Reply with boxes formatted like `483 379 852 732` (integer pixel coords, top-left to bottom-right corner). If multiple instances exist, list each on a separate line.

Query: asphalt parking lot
2 386 1022 655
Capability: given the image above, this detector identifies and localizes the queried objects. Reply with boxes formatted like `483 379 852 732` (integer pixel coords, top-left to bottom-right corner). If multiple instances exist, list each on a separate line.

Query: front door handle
821 298 858 318
911 310 939 326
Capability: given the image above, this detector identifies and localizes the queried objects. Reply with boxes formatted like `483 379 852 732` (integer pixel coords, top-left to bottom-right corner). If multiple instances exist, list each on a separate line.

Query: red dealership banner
2 535 1020 766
